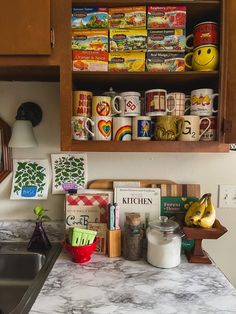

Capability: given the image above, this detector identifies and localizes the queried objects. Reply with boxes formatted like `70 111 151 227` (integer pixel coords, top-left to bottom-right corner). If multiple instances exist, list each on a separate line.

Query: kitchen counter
30 252 236 314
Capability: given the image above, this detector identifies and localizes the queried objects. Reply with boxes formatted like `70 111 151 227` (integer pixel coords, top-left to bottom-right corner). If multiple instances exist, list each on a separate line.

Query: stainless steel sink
0 242 61 314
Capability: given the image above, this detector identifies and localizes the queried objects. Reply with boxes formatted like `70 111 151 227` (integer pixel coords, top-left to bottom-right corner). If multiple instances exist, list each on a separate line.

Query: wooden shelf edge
68 141 229 153
72 71 219 77
72 0 220 6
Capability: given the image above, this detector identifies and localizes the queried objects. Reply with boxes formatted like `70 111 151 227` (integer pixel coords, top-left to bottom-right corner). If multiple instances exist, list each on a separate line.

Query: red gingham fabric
66 194 108 206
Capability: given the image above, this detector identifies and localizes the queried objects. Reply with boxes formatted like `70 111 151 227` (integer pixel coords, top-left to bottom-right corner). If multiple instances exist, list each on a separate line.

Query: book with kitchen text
114 187 161 229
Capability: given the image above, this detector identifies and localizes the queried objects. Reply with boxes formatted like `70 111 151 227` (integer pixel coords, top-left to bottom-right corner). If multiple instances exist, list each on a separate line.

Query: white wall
0 82 235 287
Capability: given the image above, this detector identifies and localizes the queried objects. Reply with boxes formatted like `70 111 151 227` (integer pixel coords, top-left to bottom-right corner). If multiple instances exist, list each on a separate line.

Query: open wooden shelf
69 140 229 153
73 71 219 91
72 0 220 6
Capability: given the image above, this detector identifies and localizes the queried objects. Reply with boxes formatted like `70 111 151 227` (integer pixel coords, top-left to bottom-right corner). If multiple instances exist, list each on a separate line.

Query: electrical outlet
218 184 236 208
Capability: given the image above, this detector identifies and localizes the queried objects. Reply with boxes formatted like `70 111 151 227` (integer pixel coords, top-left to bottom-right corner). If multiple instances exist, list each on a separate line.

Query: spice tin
72 30 108 51
72 51 108 71
148 6 186 29
147 29 185 52
109 52 145 72
72 7 108 29
146 51 185 72
110 29 147 52
109 6 146 29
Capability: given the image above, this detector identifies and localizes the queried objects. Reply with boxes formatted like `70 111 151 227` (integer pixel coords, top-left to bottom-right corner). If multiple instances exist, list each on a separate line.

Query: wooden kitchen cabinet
0 0 52 55
61 0 235 152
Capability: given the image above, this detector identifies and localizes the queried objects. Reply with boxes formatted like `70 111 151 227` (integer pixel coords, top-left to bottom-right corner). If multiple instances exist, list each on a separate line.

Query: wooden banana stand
183 219 227 264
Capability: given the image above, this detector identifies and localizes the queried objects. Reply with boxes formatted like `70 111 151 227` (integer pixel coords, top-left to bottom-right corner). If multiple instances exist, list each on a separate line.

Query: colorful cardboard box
148 6 186 29
110 29 147 52
72 7 108 29
72 30 108 51
146 51 185 72
72 50 108 71
109 6 146 29
109 52 145 72
147 29 185 52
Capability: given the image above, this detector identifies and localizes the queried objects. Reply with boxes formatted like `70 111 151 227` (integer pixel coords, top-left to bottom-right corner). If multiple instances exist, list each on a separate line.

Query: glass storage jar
146 216 182 268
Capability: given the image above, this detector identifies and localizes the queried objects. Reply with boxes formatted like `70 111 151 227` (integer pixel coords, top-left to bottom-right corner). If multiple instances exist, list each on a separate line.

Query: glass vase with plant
27 206 51 251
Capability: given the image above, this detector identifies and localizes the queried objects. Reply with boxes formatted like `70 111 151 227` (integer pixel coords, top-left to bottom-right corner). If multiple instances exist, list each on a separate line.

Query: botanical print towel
51 153 87 194
10 159 49 200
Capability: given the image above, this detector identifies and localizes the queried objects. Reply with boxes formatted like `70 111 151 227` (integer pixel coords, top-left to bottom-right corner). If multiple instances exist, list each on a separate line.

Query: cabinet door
0 0 51 55
224 0 236 143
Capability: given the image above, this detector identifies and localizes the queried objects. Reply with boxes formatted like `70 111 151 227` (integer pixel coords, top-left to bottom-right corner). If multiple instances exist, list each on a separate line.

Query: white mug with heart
85 116 112 141
112 92 141 117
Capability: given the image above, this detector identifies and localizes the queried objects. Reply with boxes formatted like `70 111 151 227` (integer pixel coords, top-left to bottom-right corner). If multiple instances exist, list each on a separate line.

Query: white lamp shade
9 120 38 148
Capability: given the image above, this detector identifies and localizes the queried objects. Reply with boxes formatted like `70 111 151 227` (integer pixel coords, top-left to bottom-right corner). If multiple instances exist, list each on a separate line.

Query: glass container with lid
146 216 182 268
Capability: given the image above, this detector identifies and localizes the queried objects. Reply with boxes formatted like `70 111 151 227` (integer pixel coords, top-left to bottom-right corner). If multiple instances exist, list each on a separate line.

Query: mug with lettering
178 116 211 141
92 96 114 117
190 88 218 116
112 92 141 117
145 89 176 116
154 116 184 141
73 90 93 117
167 92 191 116
71 116 93 140
132 116 152 141
113 117 132 141
200 116 217 141
186 22 218 50
85 116 112 141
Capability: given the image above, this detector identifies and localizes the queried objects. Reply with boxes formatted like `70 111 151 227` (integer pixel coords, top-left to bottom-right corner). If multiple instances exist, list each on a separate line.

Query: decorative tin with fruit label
147 29 185 52
72 7 108 29
148 6 186 29
146 51 185 72
109 6 146 29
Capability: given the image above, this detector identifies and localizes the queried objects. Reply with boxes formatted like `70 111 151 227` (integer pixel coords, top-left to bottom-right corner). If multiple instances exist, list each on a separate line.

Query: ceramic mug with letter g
178 116 211 141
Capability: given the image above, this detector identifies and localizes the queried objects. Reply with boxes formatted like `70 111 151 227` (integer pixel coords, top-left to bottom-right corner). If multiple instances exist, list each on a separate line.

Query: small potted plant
27 206 51 251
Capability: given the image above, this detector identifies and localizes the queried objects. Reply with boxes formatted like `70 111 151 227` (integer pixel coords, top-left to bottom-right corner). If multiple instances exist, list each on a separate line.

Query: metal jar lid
149 216 179 233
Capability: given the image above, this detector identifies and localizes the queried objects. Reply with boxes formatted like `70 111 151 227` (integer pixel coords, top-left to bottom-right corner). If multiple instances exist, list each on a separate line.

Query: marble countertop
30 251 236 314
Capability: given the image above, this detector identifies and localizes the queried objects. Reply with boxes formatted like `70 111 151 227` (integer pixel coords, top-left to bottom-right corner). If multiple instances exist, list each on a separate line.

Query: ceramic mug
186 22 218 50
132 116 152 141
200 116 217 141
154 116 184 141
92 96 115 117
167 92 191 116
71 116 93 140
113 117 132 141
112 92 141 117
85 116 112 141
178 116 211 141
185 45 219 71
73 90 92 117
190 88 218 116
145 89 176 116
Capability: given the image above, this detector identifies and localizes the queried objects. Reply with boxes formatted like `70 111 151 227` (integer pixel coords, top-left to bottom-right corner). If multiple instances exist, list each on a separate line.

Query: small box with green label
161 196 198 215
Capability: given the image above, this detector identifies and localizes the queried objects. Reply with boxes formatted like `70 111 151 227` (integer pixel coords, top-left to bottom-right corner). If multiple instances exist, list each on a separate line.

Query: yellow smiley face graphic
185 45 219 71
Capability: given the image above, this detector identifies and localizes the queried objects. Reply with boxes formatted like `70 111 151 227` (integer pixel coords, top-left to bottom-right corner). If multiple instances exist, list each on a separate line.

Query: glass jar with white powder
146 216 182 268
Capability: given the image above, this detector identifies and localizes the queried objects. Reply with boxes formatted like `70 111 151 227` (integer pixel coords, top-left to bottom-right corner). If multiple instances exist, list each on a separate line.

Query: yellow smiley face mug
185 45 219 71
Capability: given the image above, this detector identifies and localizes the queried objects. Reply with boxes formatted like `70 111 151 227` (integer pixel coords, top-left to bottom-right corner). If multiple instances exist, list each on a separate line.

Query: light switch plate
218 184 236 208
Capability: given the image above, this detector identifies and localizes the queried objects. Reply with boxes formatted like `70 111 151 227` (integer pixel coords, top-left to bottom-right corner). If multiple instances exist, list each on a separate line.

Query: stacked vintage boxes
72 6 186 72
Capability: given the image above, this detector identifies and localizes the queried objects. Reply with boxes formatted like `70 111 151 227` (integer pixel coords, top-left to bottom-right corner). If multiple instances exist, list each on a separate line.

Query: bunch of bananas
185 193 216 228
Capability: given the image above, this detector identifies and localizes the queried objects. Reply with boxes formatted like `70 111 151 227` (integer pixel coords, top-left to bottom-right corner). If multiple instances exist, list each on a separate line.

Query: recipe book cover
114 187 161 229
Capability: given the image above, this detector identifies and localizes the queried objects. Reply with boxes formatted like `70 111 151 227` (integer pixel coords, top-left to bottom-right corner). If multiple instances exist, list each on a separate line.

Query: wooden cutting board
88 179 175 189
161 184 200 198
